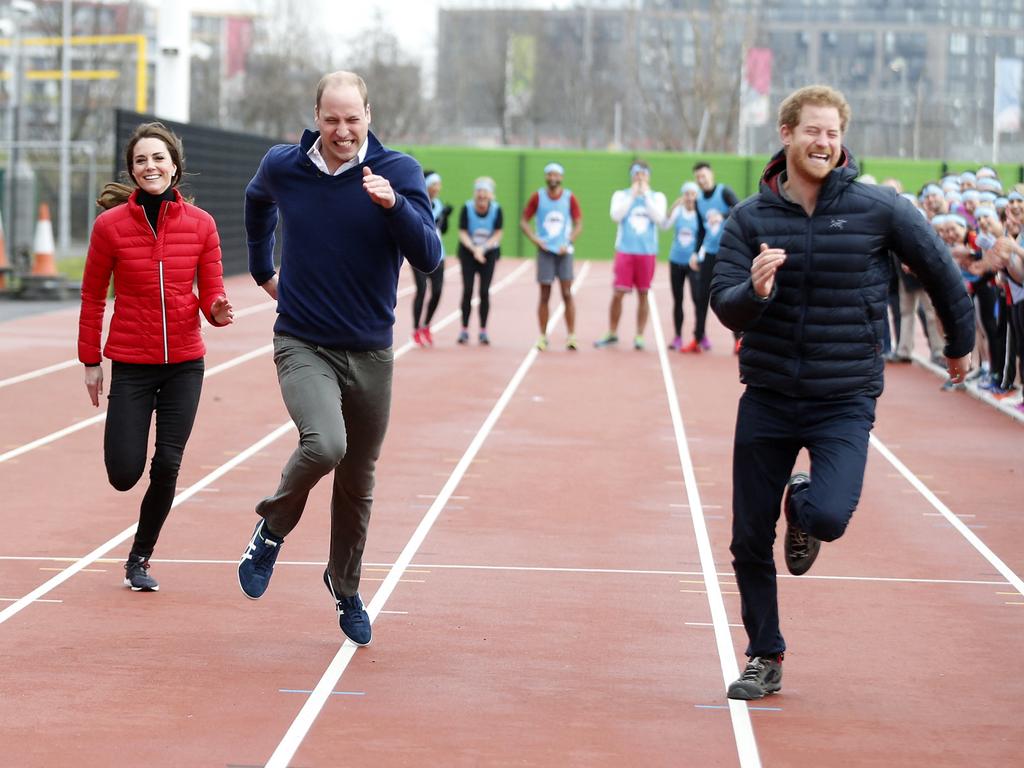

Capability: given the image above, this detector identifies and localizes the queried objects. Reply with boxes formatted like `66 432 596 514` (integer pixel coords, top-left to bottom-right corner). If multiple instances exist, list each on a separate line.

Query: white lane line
0 358 79 389
0 300 276 392
0 423 295 626
648 292 761 768
263 260 583 768
0 264 487 468
869 434 1024 597
1 554 1011 588
0 260 531 624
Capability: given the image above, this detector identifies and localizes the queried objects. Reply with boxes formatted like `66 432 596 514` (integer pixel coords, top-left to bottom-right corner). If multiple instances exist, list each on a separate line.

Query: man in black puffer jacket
710 85 974 701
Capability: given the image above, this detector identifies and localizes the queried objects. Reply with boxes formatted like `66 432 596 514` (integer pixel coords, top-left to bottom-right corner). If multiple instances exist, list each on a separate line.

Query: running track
0 258 1020 767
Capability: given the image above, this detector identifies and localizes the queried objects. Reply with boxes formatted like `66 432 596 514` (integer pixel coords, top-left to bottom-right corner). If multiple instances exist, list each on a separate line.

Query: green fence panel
397 143 1024 260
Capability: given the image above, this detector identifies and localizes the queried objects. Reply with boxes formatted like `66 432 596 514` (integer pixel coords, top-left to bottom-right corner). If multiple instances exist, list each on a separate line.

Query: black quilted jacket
710 148 974 400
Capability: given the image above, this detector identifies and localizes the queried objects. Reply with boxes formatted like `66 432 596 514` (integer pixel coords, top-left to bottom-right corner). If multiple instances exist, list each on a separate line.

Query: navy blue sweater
246 130 442 350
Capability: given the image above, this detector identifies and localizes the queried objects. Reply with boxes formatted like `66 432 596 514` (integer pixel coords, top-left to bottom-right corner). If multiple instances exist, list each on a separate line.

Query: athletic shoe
993 387 1019 401
536 335 549 351
727 654 783 700
593 333 619 348
633 335 645 351
479 331 490 345
698 336 712 351
457 329 469 345
238 519 283 600
324 569 371 646
668 335 683 352
734 337 743 355
566 334 578 351
422 326 434 346
783 472 820 576
412 328 425 347
123 554 159 592
940 380 966 392
681 339 701 353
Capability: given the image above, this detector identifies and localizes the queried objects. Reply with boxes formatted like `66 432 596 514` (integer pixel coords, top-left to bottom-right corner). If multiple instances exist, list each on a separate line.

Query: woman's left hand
211 296 234 325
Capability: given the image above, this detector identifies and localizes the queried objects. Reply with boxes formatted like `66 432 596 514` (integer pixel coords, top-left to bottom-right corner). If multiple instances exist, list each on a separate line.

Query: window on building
949 33 968 55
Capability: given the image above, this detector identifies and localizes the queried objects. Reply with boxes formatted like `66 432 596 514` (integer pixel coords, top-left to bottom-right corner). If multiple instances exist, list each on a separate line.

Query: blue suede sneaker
323 569 372 646
238 519 283 599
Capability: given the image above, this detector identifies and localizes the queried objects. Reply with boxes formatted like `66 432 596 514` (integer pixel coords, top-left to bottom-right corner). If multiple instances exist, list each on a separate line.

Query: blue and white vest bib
535 189 572 252
615 194 658 255
696 185 729 254
669 208 700 265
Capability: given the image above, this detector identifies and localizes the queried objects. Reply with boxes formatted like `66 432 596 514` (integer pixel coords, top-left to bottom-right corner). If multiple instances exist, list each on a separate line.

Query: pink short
613 251 657 291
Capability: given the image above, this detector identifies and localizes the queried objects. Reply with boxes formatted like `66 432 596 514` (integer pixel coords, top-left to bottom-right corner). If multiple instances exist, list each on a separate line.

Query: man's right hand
752 243 786 298
261 275 279 300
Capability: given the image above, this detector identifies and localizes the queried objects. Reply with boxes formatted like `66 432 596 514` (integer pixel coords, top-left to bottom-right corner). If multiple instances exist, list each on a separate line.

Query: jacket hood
760 146 859 199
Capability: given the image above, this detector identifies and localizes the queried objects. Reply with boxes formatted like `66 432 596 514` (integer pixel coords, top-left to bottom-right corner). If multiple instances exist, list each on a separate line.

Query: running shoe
422 326 434 346
324 569 372 646
734 337 743 355
566 334 578 351
633 335 645 351
457 329 469 345
238 519 284 599
668 335 682 352
698 336 712 351
123 554 159 592
536 335 549 351
412 328 425 347
593 333 619 348
727 654 783 700
479 331 490 345
681 339 700 353
783 472 820 576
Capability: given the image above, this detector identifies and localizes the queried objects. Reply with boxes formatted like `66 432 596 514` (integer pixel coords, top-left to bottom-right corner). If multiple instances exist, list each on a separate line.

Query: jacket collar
759 146 859 206
299 129 383 167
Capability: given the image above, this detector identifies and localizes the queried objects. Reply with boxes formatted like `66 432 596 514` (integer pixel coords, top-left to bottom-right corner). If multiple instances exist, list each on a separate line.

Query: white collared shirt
307 136 368 175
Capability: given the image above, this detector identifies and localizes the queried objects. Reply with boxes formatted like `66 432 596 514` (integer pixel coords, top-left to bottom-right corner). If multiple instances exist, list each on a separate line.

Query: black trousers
459 252 498 328
105 359 205 559
669 261 701 340
413 259 445 329
730 387 876 657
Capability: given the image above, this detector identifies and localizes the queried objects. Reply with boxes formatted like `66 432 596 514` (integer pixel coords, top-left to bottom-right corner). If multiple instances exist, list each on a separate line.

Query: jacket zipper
145 208 169 364
793 212 813 386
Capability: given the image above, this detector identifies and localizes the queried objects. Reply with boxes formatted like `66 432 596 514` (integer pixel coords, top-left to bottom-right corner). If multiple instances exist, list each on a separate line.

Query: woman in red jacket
78 122 233 592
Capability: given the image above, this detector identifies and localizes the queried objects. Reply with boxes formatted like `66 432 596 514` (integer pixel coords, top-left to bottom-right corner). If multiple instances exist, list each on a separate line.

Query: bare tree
343 9 427 144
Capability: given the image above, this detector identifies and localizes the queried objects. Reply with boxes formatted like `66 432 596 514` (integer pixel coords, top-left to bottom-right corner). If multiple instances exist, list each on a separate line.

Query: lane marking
687 622 743 628
279 690 365 696
696 704 782 712
0 597 62 604
0 268 476 466
0 299 277 391
648 292 761 768
263 261 583 768
0 260 533 626
869 434 1024 597
0 555 1012 587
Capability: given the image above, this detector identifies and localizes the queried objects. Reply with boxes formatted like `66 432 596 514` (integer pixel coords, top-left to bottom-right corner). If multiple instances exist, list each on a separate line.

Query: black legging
669 261 702 339
972 280 1001 374
412 259 445 329
105 359 205 559
694 252 718 342
1007 300 1024 389
459 252 498 328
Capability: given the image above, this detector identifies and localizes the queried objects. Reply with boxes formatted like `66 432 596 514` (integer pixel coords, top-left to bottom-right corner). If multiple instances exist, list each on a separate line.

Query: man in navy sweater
237 71 442 647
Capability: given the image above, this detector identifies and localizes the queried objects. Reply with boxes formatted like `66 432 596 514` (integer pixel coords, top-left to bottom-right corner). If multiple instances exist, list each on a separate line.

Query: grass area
57 256 87 282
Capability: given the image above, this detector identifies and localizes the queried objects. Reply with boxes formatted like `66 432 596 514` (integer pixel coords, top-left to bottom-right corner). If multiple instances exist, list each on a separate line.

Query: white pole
59 0 72 255
992 59 1000 165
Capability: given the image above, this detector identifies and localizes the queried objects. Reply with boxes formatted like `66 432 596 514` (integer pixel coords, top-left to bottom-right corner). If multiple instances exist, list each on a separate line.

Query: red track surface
0 259 1021 767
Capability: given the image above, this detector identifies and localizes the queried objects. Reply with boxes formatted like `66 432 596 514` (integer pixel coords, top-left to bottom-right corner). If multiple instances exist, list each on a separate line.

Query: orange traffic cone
30 202 58 277
0 209 9 290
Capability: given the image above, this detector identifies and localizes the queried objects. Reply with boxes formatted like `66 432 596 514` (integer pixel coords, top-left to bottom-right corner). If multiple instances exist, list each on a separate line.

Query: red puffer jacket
78 189 227 365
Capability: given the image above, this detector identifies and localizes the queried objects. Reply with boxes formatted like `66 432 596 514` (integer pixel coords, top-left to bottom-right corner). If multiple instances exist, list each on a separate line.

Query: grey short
537 248 574 285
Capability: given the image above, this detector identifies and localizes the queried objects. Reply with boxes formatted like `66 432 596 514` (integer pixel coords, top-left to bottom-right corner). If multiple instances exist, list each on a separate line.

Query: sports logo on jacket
829 218 847 230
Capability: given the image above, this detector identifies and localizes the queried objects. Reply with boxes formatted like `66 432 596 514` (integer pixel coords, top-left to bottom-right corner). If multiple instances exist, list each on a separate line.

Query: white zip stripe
158 261 168 364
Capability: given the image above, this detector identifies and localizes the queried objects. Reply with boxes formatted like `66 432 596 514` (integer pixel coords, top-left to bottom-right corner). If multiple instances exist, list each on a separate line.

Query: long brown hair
96 122 186 210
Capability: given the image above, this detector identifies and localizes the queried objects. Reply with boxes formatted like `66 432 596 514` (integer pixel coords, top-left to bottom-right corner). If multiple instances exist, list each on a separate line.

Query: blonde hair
316 71 368 110
778 85 851 133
